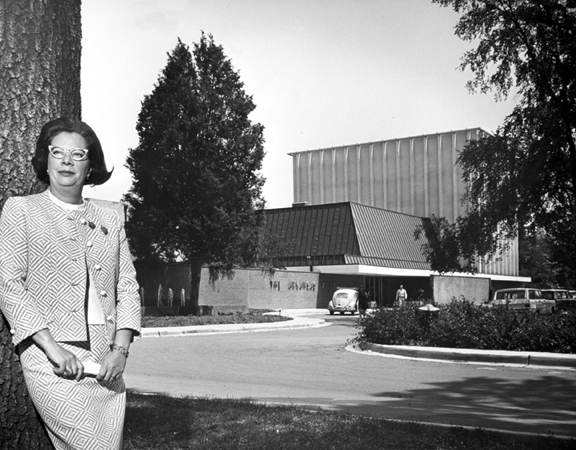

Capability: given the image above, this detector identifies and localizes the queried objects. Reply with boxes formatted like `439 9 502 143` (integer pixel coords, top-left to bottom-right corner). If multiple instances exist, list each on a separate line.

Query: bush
358 306 425 346
356 299 576 353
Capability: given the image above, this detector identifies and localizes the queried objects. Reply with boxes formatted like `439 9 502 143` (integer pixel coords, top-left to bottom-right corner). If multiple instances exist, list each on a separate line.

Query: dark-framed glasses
48 145 89 161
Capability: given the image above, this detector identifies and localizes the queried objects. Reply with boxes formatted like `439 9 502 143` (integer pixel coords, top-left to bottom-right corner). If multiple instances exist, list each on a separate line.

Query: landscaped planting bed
356 299 576 353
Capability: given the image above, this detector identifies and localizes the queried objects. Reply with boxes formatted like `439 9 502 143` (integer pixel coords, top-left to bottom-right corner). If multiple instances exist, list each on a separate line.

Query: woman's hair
32 117 113 186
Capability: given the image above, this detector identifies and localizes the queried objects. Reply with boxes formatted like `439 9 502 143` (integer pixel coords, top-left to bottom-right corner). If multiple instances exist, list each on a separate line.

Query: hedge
356 299 576 353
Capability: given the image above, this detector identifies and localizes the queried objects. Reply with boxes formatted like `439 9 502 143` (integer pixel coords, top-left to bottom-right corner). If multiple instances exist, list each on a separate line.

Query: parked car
490 288 555 314
541 289 576 311
328 288 359 315
569 290 576 299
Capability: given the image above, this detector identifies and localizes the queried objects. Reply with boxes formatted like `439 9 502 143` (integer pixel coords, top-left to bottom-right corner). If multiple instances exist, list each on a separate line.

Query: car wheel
329 311 334 315
339 311 344 315
350 310 355 315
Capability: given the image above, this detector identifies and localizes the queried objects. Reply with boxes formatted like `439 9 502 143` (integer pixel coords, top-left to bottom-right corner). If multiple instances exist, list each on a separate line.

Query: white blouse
48 191 106 325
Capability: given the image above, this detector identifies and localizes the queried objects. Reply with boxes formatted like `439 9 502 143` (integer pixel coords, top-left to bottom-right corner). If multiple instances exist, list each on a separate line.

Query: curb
141 315 328 338
359 342 576 370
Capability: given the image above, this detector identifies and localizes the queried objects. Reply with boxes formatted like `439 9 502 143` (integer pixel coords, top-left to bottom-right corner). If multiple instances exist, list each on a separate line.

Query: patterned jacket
0 190 141 346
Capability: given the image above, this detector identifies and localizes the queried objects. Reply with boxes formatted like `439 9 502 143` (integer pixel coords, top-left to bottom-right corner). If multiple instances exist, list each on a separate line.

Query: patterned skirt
18 325 125 450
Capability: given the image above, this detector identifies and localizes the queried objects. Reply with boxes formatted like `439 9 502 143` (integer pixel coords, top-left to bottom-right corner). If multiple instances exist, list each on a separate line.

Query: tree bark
0 0 81 448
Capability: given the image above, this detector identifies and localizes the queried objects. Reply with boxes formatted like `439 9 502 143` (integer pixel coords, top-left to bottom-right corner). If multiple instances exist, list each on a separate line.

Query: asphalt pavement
141 308 576 371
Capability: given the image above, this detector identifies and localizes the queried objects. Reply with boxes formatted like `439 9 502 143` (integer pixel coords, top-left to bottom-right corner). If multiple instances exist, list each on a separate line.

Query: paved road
125 313 576 438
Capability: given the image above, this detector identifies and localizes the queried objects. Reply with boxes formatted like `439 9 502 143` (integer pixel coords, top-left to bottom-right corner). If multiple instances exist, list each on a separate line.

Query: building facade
289 128 519 277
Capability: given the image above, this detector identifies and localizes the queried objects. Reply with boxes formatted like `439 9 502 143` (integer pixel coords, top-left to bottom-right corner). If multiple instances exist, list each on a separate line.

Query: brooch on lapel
80 218 94 228
80 218 109 235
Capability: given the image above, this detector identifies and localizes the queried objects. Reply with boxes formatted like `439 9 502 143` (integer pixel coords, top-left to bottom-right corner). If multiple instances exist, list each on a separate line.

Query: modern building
260 128 530 305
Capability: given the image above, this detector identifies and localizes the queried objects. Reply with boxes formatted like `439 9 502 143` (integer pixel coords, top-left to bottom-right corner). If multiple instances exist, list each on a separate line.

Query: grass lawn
141 309 291 328
124 391 573 450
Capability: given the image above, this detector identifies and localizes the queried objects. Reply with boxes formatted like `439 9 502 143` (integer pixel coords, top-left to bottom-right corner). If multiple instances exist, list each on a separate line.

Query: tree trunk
0 0 81 448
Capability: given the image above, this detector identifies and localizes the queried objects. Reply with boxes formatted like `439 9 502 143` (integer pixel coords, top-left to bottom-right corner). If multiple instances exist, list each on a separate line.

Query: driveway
125 313 576 439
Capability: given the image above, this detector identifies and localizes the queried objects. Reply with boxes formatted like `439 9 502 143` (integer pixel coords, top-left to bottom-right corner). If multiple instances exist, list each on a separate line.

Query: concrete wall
135 262 361 315
199 269 363 312
432 275 490 305
199 268 321 311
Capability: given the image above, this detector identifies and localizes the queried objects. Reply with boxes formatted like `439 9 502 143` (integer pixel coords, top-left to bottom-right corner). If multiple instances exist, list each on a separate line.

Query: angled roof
262 202 431 269
349 203 431 269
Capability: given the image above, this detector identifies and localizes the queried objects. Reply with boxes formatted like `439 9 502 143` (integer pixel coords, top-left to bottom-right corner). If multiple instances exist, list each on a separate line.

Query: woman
0 117 141 449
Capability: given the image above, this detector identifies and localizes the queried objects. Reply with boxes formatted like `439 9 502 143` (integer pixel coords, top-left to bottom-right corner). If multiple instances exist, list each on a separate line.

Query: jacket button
10 329 15 335
80 218 87 224
106 315 113 321
100 291 107 297
87 241 93 247
94 264 102 270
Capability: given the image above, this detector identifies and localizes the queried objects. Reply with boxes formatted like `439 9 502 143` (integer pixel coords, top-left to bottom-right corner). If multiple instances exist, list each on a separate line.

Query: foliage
415 215 478 274
124 35 266 270
518 230 560 288
356 299 576 353
124 392 573 450
357 305 426 346
422 0 576 284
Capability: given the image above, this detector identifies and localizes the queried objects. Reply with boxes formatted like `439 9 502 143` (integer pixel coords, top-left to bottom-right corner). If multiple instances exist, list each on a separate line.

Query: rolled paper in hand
83 361 101 376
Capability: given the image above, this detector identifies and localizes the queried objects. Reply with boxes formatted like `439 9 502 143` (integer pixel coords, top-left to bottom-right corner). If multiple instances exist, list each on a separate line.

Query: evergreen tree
124 35 266 271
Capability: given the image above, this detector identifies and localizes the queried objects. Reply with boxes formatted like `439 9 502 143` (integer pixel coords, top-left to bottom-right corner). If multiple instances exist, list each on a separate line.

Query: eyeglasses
48 145 89 161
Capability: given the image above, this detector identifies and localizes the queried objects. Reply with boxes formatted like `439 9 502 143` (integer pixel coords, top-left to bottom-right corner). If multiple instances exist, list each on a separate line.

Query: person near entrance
395 285 408 307
357 285 370 318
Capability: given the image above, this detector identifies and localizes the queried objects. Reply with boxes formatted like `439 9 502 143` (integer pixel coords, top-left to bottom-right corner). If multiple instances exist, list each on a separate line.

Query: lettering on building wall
287 281 316 291
270 280 316 292
268 279 317 292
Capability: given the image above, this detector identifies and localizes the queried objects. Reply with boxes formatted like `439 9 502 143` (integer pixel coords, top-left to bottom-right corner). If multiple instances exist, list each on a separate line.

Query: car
541 289 576 311
328 288 359 315
569 290 576 299
490 288 555 314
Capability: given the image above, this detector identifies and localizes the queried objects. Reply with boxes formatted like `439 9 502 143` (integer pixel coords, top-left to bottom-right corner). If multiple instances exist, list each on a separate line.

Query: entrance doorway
363 276 432 306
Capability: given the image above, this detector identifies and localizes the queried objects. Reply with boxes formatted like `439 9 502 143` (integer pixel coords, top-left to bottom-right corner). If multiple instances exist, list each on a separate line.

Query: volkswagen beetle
328 288 359 315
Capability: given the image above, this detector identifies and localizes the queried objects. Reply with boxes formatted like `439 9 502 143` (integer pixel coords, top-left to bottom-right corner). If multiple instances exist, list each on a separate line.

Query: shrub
356 299 576 353
356 305 425 346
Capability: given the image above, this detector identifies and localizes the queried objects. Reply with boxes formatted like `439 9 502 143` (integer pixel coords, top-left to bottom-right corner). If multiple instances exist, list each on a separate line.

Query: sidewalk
141 309 576 370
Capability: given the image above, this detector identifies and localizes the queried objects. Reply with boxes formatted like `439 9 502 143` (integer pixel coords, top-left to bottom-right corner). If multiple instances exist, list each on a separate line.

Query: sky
81 0 517 209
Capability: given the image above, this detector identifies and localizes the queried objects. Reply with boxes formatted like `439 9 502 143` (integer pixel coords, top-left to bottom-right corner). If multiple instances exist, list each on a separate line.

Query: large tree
0 0 82 447
422 0 576 285
124 35 266 272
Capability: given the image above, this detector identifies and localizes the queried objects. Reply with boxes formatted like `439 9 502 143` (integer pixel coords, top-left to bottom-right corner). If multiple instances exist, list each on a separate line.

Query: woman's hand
47 343 85 381
96 349 126 383
97 329 134 382
32 330 84 381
